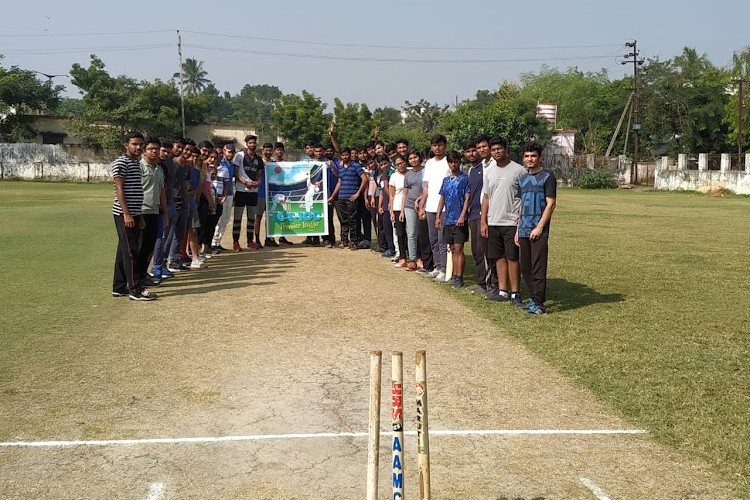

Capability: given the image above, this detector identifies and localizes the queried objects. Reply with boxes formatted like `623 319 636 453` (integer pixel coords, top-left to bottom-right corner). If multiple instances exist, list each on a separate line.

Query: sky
2 0 749 110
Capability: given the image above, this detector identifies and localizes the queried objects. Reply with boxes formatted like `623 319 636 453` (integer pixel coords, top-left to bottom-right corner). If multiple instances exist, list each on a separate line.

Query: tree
174 58 211 97
332 99 374 146
401 99 448 136
0 57 63 141
68 55 209 147
271 90 331 147
440 82 552 159
229 84 282 138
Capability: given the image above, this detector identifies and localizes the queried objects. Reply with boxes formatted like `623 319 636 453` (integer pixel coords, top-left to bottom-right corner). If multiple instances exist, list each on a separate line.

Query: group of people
110 127 557 315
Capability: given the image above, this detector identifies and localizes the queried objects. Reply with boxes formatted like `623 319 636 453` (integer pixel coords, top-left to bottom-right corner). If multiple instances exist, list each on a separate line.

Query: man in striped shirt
111 131 157 301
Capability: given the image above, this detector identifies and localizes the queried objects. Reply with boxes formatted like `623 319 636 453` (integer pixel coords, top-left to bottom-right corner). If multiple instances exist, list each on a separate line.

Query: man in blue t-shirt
436 151 471 288
515 142 557 315
331 147 367 250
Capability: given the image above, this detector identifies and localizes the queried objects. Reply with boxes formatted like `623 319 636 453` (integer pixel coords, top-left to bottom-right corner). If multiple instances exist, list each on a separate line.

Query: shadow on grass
159 250 302 297
547 278 625 312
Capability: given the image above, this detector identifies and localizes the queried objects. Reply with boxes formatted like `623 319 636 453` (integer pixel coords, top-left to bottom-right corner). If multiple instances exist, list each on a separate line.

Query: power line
0 30 173 37
182 30 622 51
0 44 174 55
184 43 619 64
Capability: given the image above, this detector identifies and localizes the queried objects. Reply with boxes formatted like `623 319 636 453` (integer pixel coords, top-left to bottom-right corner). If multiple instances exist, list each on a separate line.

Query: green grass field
1 182 748 494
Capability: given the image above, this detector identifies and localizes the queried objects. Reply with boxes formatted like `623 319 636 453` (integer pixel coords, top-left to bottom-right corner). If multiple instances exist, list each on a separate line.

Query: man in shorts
480 136 526 306
232 135 264 251
435 151 470 288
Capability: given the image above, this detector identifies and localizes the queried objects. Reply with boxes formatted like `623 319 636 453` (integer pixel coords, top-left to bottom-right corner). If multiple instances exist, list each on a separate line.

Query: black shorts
234 191 259 207
487 225 519 261
443 224 468 245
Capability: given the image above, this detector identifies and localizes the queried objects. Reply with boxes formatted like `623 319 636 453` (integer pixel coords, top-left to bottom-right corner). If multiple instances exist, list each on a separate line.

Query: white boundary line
0 429 646 448
580 477 612 500
146 482 165 500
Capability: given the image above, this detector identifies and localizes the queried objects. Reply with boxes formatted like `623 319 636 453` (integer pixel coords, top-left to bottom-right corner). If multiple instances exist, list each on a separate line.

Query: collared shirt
337 161 364 199
140 159 164 215
467 162 484 221
111 154 143 217
220 157 235 196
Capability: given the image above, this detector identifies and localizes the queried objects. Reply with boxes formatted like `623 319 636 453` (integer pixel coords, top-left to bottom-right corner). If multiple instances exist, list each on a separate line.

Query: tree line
1 47 749 157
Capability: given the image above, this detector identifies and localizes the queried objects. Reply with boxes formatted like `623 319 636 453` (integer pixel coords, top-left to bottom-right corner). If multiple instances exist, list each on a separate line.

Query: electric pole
736 79 750 169
622 41 644 184
177 30 186 138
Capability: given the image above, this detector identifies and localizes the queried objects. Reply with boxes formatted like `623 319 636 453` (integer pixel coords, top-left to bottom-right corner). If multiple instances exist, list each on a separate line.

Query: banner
265 161 328 237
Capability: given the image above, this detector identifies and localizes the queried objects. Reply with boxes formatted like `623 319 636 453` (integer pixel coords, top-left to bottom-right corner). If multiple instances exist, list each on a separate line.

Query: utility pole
736 79 750 169
622 41 644 184
177 30 186 138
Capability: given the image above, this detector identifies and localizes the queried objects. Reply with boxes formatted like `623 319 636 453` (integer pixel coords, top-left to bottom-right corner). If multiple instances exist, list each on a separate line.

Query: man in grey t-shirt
480 136 526 305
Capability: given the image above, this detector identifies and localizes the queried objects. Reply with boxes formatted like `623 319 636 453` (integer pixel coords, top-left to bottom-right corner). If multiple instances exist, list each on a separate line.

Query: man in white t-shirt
419 134 451 282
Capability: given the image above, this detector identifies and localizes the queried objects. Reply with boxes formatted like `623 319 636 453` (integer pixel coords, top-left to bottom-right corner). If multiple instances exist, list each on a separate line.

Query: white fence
655 153 750 195
0 143 116 182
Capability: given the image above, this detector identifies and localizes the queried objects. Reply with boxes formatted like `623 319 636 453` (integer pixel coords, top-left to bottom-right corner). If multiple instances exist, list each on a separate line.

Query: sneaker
129 289 157 301
416 268 430 275
432 271 446 282
279 237 294 245
265 238 279 247
198 252 212 260
484 287 498 299
349 243 358 251
527 300 546 315
469 284 487 295
358 241 370 250
428 269 441 279
338 242 348 249
217 245 229 251
167 262 185 273
140 276 161 287
190 259 207 269
406 261 418 271
487 290 509 302
233 241 242 252
452 277 465 288
390 255 399 263
324 241 333 249
246 241 258 250
312 239 321 246
112 289 129 297
510 294 524 308
394 259 406 268
381 249 396 258
255 241 264 249
160 268 174 279
210 245 223 254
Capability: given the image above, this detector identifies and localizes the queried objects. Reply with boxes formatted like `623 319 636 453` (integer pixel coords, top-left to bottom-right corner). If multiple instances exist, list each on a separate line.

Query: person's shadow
547 278 624 312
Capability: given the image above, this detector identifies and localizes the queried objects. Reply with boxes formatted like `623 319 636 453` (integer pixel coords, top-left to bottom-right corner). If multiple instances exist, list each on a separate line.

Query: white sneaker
190 259 207 269
428 269 441 278
432 271 446 282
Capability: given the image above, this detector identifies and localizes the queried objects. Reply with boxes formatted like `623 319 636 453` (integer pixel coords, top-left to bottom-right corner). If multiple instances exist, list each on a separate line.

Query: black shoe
279 237 294 245
129 289 157 301
211 245 223 254
486 290 509 302
349 243 358 251
265 238 280 247
510 295 524 308
140 277 161 287
112 289 129 297
217 245 229 251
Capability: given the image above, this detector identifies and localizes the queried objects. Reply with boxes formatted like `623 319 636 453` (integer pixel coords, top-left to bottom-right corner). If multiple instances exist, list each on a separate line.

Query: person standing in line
480 136 526 306
435 151 471 288
137 136 168 288
212 143 236 253
150 138 177 281
111 131 156 301
515 142 557 315
388 154 409 267
271 142 294 246
167 139 192 272
464 139 492 295
420 134 450 282
332 147 367 250
377 155 396 257
254 142 275 248
232 134 264 251
402 149 431 273
473 135 498 293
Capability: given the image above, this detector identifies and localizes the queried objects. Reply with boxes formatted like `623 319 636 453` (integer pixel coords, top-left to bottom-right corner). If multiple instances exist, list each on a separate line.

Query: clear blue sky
2 0 748 109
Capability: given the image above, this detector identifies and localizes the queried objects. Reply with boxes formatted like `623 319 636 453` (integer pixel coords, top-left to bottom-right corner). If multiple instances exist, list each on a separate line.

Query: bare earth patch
0 242 738 499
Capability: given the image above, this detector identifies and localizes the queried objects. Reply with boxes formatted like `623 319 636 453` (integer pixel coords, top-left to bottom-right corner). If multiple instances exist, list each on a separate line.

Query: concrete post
698 153 708 172
677 154 687 170
745 153 750 173
720 153 730 173
659 156 668 171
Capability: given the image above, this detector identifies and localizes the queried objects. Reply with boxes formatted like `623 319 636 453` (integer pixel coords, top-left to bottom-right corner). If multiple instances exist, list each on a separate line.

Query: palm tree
174 58 210 96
